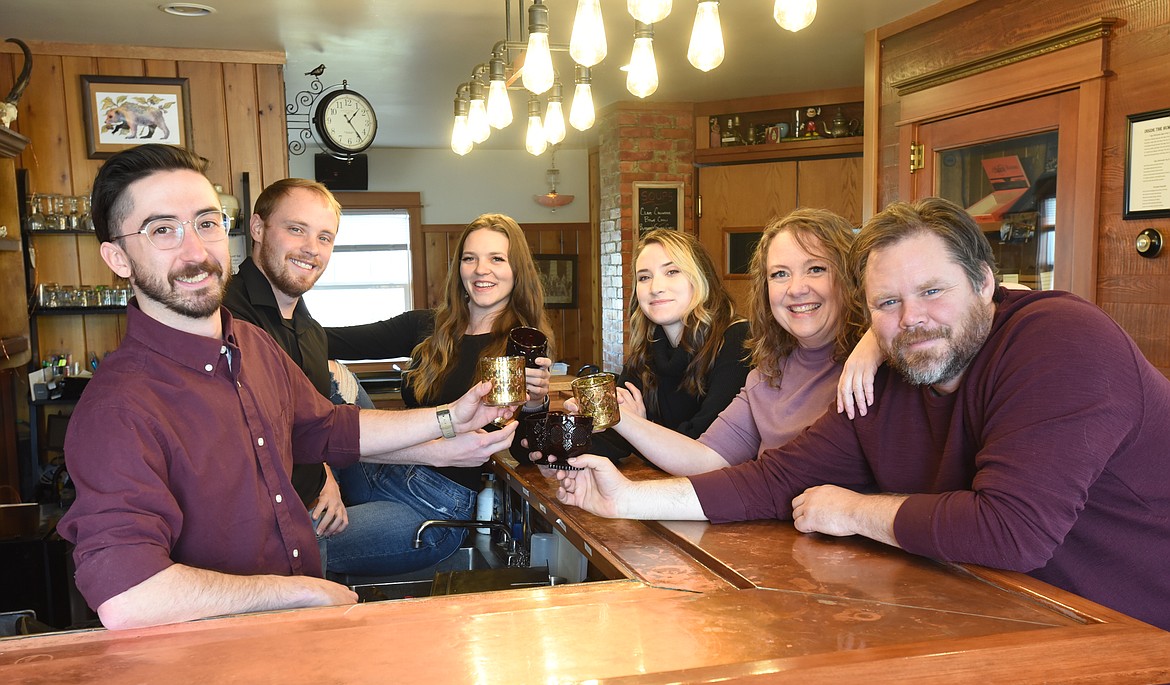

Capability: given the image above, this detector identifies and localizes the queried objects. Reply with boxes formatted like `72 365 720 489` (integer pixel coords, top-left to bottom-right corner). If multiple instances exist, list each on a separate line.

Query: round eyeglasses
112 211 231 250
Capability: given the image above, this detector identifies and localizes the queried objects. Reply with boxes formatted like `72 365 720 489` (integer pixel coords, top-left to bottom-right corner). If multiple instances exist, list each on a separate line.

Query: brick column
596 102 695 373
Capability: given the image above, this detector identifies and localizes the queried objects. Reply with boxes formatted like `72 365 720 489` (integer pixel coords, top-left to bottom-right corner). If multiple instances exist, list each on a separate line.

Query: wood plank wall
422 221 598 372
0 41 288 364
876 0 1170 376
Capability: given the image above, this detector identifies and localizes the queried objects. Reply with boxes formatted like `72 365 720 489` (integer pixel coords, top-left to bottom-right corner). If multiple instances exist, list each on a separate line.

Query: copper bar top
2 456 1168 684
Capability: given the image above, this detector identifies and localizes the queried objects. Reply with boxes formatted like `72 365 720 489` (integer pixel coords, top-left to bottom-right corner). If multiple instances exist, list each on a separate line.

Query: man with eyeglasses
57 144 517 630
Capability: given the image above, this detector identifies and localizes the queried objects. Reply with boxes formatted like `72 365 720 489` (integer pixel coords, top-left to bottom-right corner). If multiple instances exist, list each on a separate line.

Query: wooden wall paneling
35 316 85 364
423 228 453 309
143 60 178 79
255 64 290 201
796 157 863 225
178 61 231 189
221 62 263 202
80 313 125 362
59 56 101 196
21 55 71 195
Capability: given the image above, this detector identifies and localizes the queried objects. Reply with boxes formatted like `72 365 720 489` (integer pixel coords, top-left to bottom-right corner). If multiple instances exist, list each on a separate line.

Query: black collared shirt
223 257 329 506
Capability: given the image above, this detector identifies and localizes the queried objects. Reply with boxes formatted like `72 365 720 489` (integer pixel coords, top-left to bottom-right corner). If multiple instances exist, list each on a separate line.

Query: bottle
476 473 497 534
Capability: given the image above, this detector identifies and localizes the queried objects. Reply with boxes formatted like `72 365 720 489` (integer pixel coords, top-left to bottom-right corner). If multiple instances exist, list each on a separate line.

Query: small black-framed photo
533 253 578 309
1124 107 1170 220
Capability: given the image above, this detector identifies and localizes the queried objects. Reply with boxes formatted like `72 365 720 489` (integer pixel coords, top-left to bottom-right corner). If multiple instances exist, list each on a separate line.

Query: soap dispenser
476 473 497 534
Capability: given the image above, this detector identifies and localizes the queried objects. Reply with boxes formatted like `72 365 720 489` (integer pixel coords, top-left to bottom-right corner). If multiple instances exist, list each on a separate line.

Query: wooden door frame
890 19 1114 302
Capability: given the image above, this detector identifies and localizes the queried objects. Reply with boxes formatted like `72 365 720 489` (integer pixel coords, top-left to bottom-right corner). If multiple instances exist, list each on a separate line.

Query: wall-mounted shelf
696 136 863 164
32 307 125 317
26 229 96 236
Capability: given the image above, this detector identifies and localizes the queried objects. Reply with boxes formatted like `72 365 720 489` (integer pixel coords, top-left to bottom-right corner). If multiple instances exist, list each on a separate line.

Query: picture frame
633 181 684 234
533 254 578 309
81 75 192 159
1123 107 1170 220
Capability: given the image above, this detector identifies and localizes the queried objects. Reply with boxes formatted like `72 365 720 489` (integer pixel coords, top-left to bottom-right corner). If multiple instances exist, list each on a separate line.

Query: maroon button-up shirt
58 302 361 610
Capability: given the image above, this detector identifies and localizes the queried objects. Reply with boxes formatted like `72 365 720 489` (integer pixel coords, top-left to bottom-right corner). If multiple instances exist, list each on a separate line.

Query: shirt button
275 494 283 503
220 345 227 354
292 549 300 558
204 363 213 372
257 437 265 447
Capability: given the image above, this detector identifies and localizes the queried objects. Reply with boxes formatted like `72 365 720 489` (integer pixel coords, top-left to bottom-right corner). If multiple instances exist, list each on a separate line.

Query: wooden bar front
0 455 1167 684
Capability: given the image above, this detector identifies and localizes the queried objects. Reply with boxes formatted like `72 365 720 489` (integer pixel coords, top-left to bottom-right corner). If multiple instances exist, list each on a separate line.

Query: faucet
413 519 511 548
414 520 526 567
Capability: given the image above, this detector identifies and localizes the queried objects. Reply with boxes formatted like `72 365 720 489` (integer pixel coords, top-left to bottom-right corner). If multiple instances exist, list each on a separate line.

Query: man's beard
257 238 320 300
884 301 992 387
131 259 228 319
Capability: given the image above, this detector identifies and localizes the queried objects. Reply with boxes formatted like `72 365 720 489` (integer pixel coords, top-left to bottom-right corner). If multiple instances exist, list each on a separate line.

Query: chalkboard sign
633 182 683 234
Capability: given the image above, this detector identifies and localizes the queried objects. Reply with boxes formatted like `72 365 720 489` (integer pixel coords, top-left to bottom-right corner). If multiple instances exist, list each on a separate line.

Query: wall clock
312 84 377 156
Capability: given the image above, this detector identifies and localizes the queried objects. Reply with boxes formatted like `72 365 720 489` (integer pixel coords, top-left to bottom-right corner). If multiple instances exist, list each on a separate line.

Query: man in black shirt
223 179 515 576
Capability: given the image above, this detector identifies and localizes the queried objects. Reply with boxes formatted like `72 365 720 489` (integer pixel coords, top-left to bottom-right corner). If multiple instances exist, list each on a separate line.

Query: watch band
436 405 457 439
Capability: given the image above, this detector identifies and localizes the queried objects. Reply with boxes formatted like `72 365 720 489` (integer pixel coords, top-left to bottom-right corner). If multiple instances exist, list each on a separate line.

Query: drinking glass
524 411 592 470
571 372 620 431
477 355 527 407
506 326 548 368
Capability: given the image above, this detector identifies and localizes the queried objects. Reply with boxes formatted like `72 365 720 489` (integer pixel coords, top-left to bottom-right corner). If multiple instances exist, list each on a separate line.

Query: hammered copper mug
571 372 620 431
477 355 527 406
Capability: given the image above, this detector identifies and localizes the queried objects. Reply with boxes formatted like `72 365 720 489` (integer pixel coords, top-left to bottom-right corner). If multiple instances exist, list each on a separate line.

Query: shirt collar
237 256 314 323
124 299 240 373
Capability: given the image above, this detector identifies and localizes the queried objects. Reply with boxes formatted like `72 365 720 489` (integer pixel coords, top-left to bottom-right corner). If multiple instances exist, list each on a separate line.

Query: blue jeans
325 462 476 576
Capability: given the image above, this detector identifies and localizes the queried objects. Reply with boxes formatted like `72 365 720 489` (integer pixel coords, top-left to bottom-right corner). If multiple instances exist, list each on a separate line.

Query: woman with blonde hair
571 209 874 474
584 229 752 461
325 213 554 567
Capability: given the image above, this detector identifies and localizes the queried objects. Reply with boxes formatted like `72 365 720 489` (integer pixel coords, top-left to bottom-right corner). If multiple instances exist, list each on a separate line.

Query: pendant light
774 0 817 32
467 78 491 144
525 96 548 156
450 91 472 156
628 0 672 24
569 65 595 131
544 81 566 145
523 0 555 95
485 54 513 129
626 21 658 99
687 1 724 72
569 0 607 67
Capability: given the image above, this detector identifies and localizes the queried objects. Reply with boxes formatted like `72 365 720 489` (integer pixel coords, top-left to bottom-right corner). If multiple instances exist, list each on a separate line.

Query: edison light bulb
451 115 472 156
468 98 490 144
544 100 566 145
570 0 607 67
626 28 658 99
627 0 671 24
774 0 817 32
687 1 724 72
526 104 548 156
569 82 595 131
523 33 555 95
486 79 512 129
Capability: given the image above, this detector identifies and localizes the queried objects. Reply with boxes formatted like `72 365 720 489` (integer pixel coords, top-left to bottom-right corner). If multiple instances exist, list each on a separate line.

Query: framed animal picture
81 76 193 159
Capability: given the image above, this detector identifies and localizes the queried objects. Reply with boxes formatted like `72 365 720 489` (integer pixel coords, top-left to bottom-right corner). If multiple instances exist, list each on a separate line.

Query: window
301 192 423 327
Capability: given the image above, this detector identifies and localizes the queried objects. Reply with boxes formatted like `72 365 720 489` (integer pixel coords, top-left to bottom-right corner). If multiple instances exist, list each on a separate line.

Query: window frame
330 191 425 310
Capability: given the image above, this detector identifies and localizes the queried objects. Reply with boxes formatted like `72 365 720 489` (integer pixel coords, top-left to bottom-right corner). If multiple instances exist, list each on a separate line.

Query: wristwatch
436 405 457 439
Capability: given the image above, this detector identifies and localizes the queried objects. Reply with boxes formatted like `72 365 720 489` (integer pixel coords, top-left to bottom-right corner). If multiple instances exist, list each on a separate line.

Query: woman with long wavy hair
572 209 876 475
324 213 554 555
583 229 752 462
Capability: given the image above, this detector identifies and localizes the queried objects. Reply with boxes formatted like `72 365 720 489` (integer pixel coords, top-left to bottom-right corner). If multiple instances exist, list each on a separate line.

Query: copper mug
571 372 620 431
477 356 527 406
